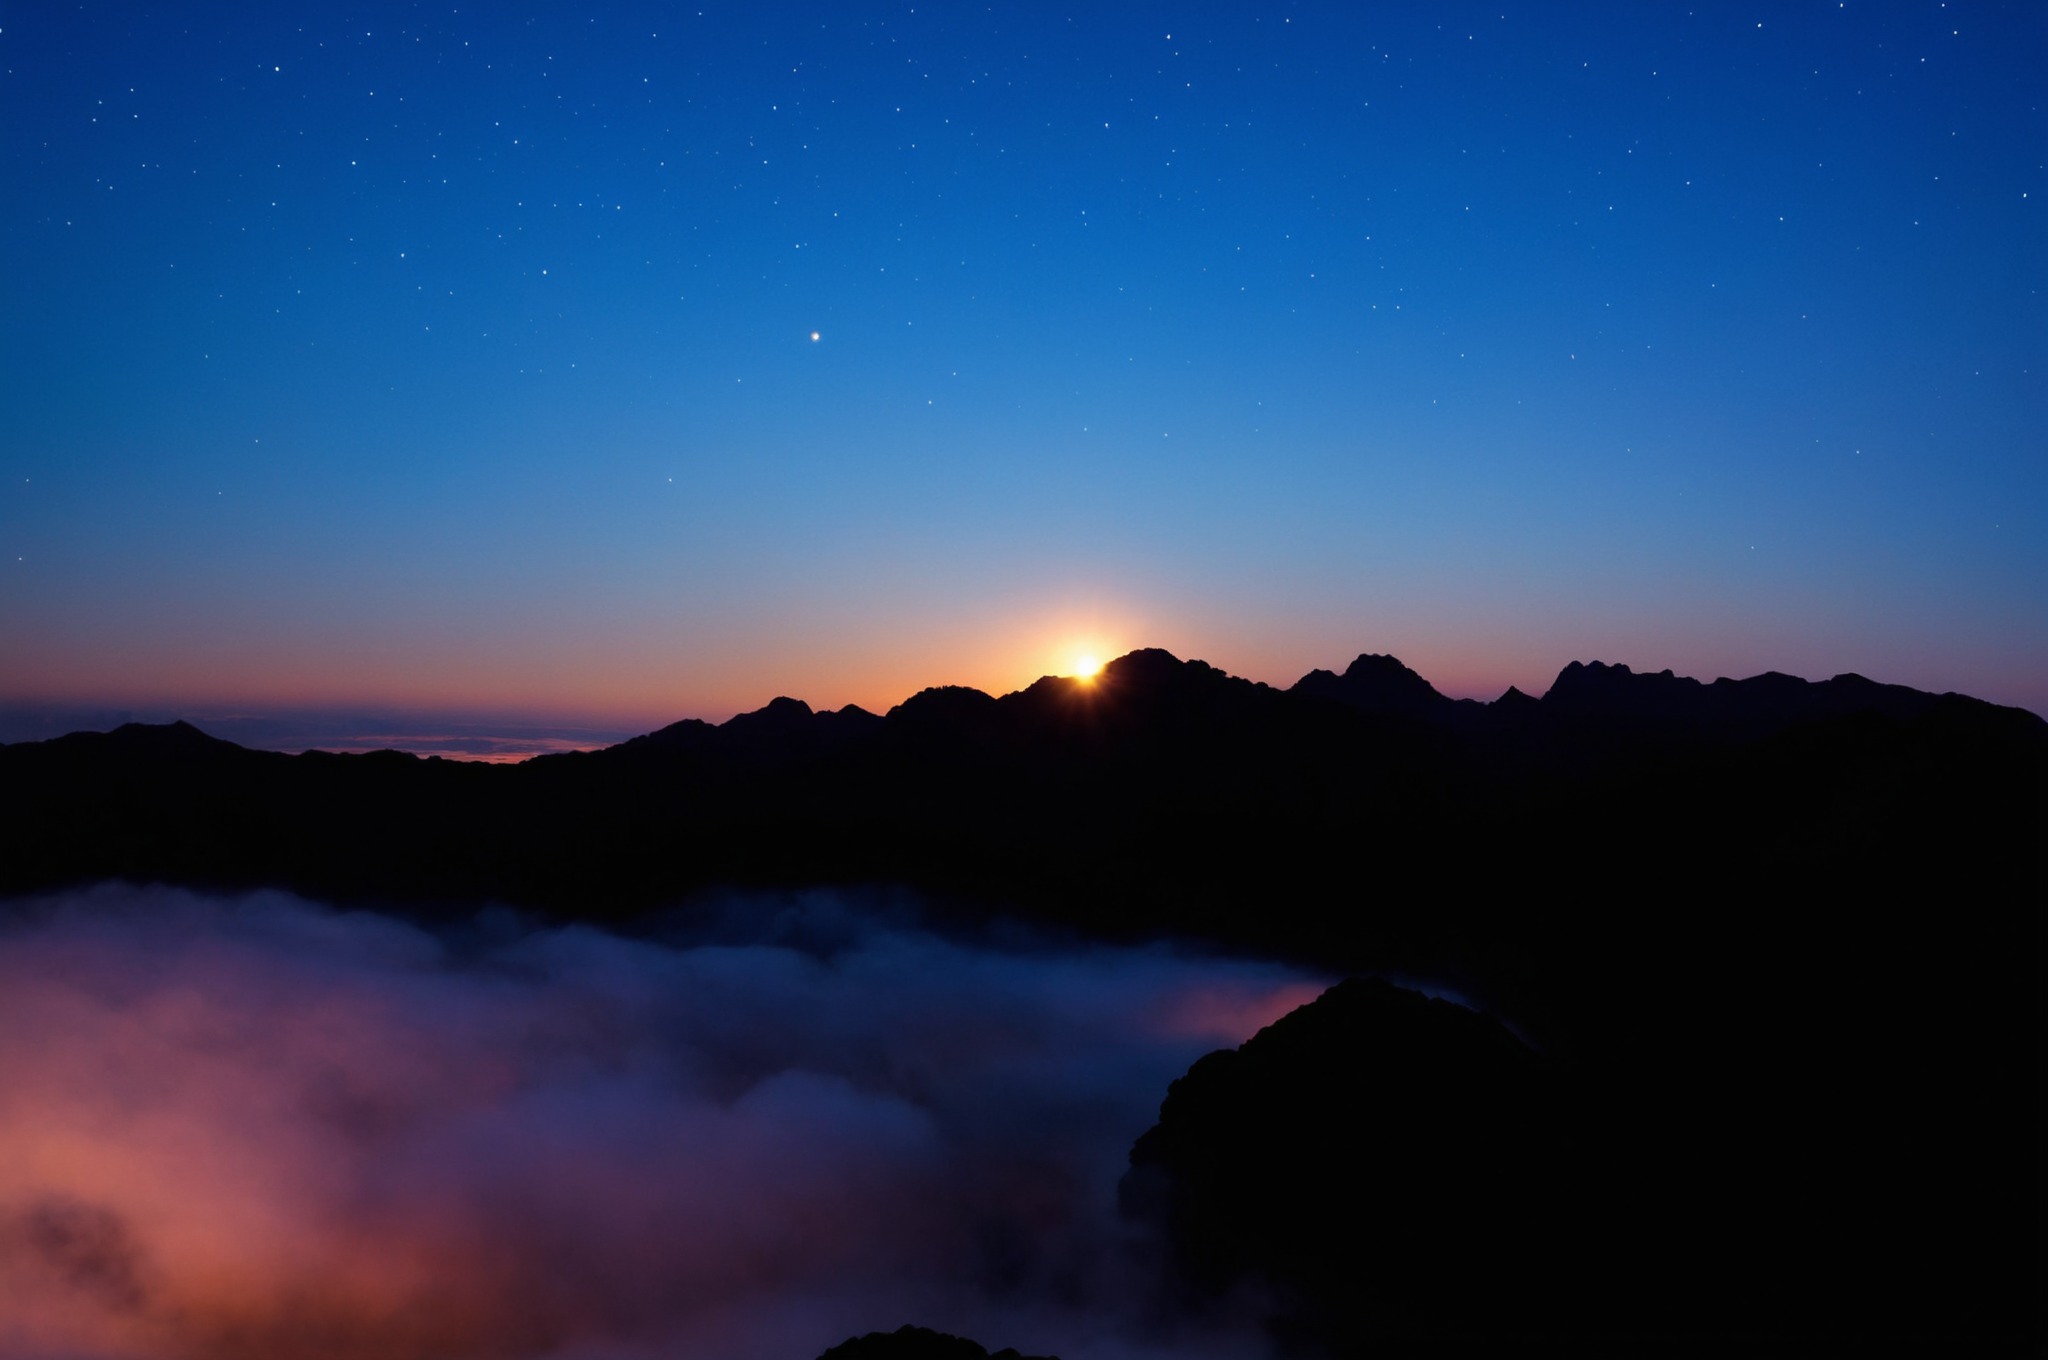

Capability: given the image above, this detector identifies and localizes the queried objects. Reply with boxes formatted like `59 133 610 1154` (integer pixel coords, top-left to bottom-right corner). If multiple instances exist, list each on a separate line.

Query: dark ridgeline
1 648 2041 1350
1 648 2034 995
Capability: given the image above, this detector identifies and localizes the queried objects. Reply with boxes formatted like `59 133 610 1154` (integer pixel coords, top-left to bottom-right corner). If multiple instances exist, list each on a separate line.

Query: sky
4 0 2044 739
0 882 1327 1360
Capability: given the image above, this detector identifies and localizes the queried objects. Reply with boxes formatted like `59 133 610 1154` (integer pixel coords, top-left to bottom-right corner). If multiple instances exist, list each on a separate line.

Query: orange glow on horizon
8 592 1633 731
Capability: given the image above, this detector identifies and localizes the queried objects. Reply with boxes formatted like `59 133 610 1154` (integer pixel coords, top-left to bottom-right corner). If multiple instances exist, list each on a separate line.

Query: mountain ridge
10 649 2033 763
1 644 2038 1012
571 647 2044 760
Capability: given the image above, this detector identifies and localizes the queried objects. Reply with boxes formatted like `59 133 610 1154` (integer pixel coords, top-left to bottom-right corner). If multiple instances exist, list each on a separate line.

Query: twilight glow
1 3 2043 730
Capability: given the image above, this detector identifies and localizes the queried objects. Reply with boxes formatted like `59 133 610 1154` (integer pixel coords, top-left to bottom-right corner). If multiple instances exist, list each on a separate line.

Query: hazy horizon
8 636 2044 761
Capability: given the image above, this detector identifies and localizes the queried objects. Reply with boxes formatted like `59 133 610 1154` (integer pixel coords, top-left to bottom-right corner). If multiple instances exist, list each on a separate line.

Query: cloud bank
0 885 1325 1360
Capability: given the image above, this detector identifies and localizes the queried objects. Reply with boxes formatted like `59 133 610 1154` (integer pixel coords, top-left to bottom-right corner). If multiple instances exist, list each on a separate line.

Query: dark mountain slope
1121 979 1560 1343
1123 965 2042 1349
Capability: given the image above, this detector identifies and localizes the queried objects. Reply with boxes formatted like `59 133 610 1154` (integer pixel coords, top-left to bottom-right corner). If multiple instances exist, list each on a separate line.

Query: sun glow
1072 654 1103 679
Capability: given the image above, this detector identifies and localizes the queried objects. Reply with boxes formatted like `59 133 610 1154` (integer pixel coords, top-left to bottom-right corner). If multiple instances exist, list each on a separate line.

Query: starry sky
4 1 2044 739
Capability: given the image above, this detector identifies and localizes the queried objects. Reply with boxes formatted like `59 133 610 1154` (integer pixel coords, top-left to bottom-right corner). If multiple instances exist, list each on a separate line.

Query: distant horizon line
5 646 2041 761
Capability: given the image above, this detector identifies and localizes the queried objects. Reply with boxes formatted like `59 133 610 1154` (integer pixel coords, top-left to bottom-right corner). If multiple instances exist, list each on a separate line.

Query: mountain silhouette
2 647 2038 975
1290 651 1459 719
815 1325 1055 1360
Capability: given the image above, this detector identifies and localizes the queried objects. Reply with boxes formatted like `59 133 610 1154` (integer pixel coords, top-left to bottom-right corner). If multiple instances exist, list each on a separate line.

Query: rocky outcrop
1122 979 1565 1344
1123 969 2045 1348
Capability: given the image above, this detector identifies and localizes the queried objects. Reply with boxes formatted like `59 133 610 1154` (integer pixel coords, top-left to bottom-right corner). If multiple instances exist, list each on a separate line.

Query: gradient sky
5 1 2044 734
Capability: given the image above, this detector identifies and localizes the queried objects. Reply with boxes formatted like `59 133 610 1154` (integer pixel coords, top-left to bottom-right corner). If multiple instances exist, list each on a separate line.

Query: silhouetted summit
726 693 816 731
1537 657 2008 736
1099 646 1189 687
815 1324 1056 1360
616 695 883 763
1543 658 1705 718
886 683 1004 733
1291 652 1453 719
1491 682 1539 711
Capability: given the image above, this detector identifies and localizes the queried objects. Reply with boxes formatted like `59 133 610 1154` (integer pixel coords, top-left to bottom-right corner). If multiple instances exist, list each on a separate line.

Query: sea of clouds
0 884 1326 1360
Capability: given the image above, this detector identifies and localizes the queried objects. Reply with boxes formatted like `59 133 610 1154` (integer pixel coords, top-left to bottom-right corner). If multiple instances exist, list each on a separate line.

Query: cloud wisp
0 885 1325 1360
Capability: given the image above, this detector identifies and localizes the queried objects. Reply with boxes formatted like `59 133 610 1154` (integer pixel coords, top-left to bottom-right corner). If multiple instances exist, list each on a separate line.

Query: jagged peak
1100 647 1190 684
721 695 814 729
599 649 2037 751
636 716 716 743
1291 650 1446 716
885 684 999 723
1341 651 1430 681
1547 658 1698 692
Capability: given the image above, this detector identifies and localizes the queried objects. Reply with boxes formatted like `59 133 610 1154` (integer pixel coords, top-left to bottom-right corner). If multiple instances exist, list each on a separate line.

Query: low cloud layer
0 885 1325 1360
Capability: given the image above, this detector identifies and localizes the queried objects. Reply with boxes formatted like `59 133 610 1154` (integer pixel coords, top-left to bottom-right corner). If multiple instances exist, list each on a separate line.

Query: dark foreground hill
1122 974 2041 1349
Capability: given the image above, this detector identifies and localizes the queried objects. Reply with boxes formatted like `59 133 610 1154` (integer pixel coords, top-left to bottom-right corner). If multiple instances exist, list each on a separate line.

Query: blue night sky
4 1 2044 739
